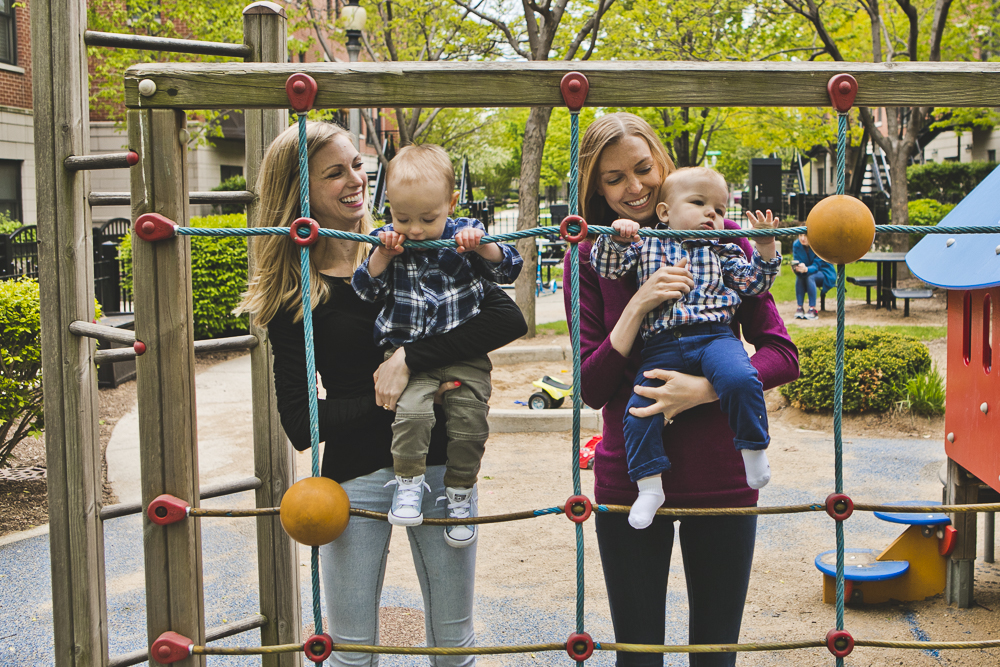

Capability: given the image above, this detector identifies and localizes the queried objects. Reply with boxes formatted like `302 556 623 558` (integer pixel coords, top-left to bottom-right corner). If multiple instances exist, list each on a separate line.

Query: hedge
906 161 997 204
120 214 249 339
780 329 931 413
907 199 955 248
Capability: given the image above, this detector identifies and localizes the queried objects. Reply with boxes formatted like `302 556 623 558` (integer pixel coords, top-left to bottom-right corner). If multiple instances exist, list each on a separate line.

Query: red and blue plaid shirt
353 217 522 348
591 233 781 341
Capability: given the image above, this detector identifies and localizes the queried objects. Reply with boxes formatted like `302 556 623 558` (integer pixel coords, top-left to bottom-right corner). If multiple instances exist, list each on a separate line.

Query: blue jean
319 465 477 666
624 323 769 482
795 272 825 307
595 511 758 666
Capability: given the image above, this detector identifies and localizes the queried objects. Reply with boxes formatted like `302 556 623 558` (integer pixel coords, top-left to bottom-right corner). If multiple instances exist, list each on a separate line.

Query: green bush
211 175 248 215
904 365 946 416
906 161 997 204
0 210 21 234
907 199 955 248
0 278 43 467
120 214 249 339
780 329 931 413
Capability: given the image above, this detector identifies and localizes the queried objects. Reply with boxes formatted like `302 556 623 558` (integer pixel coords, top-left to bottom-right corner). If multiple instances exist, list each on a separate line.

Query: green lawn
768 260 877 304
785 324 947 342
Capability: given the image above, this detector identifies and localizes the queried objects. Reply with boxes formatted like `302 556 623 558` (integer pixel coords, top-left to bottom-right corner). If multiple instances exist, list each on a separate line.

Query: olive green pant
388 351 492 489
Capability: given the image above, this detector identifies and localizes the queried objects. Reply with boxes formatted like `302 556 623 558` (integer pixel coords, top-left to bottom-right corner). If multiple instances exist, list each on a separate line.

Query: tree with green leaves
449 0 617 334
87 0 246 142
776 0 970 232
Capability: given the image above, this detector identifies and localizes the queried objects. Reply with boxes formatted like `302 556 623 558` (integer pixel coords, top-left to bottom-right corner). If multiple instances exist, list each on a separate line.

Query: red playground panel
945 287 1000 493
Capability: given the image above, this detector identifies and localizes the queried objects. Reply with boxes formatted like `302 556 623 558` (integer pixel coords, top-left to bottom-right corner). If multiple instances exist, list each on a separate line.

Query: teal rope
569 110 585 641
180 224 1000 243
834 111 848 667
294 112 324 637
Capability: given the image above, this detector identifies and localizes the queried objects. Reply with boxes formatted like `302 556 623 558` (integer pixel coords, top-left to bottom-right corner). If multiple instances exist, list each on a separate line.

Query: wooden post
243 3 301 663
945 457 978 608
32 1 109 665
129 108 206 665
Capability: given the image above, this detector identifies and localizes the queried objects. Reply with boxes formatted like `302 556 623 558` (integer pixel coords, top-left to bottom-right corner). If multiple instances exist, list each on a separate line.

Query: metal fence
1 219 133 314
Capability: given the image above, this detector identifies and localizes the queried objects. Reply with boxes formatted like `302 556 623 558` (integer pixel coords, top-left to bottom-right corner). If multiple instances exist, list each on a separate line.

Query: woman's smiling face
595 134 664 224
308 134 369 230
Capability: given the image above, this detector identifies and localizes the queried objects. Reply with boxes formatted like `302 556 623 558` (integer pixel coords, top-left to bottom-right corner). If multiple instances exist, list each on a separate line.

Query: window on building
0 0 16 66
220 165 243 184
989 149 996 162
0 161 22 222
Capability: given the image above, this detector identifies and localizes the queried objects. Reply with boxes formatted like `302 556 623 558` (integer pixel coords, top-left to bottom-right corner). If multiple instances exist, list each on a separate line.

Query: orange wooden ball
280 477 350 546
805 195 876 265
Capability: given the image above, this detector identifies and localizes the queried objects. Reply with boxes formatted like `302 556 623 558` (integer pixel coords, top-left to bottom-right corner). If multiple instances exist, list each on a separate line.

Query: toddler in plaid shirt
590 167 781 529
353 144 521 546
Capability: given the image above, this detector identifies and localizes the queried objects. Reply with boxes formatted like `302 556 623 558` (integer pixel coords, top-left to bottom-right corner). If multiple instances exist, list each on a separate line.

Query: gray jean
319 465 477 666
388 352 492 489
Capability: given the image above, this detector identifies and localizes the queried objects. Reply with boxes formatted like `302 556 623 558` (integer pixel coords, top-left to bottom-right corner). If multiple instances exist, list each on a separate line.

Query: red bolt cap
566 632 595 662
825 493 854 522
939 525 957 556
134 213 178 242
286 73 318 113
559 215 588 243
126 151 140 166
560 72 590 111
564 495 593 523
827 74 858 113
133 340 147 356
304 633 333 663
825 629 854 658
290 217 320 247
150 631 193 663
147 494 191 526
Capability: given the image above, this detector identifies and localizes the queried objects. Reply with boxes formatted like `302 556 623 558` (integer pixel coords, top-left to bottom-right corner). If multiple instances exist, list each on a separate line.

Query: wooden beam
32 1 109 665
125 60 1000 110
945 457 979 608
129 108 206 666
242 4 301 665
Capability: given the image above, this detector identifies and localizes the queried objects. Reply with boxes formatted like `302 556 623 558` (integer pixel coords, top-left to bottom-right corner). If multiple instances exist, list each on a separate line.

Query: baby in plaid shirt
590 167 781 529
353 144 521 546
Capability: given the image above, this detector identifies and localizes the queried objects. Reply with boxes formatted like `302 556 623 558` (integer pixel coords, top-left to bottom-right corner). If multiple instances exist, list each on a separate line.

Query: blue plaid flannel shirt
591 233 781 342
353 217 522 348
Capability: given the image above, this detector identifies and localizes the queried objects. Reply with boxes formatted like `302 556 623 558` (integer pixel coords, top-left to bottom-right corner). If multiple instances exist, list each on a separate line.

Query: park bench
846 276 878 305
891 288 934 317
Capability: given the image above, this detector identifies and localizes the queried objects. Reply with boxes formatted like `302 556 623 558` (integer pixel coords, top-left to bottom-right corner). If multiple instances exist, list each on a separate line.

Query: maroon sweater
564 220 799 508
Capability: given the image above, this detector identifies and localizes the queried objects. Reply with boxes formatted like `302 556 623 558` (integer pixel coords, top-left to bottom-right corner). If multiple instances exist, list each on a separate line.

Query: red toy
579 435 601 470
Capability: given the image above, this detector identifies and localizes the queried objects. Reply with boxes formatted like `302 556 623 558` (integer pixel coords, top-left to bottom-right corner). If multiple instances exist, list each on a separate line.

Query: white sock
742 449 771 489
629 476 665 529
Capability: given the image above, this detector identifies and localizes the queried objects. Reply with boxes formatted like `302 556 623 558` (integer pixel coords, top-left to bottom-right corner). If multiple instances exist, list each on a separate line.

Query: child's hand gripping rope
610 219 642 244
377 230 407 258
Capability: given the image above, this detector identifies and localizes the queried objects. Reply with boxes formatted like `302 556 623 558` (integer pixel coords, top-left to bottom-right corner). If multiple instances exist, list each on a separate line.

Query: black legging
595 511 757 666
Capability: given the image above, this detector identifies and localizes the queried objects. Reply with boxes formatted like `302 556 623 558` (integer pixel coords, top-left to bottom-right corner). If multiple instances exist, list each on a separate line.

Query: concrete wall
922 129 1000 164
89 121 246 223
0 106 35 224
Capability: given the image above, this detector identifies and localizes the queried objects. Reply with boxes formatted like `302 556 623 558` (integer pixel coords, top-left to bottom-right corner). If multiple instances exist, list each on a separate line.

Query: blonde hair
660 166 729 203
236 121 375 326
388 144 455 197
579 113 675 226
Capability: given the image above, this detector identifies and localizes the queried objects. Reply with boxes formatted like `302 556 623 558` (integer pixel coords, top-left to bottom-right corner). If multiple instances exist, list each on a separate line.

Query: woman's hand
374 347 410 411
793 264 808 274
609 258 694 358
629 369 719 421
374 348 461 411
631 258 694 315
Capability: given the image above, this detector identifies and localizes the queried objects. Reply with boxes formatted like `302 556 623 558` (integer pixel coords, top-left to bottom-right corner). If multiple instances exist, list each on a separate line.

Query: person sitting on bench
791 234 835 320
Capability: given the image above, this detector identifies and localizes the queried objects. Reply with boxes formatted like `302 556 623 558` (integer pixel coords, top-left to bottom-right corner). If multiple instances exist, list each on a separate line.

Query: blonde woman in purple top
566 113 799 667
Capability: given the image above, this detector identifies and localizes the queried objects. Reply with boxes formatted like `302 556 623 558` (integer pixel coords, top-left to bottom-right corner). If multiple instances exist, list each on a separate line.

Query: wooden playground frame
32 0 1000 665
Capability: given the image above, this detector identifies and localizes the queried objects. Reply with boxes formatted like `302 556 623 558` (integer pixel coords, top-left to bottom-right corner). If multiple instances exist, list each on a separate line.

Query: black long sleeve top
269 275 527 483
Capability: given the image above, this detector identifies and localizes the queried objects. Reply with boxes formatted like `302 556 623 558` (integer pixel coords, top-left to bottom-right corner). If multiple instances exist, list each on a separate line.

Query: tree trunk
515 106 554 338
884 148 911 251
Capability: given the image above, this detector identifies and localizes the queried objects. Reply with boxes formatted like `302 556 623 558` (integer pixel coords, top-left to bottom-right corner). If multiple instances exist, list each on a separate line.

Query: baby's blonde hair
659 166 728 203
388 144 455 199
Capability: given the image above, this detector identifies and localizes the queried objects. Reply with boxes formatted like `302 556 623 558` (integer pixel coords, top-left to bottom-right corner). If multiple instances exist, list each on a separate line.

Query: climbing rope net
137 72 1000 665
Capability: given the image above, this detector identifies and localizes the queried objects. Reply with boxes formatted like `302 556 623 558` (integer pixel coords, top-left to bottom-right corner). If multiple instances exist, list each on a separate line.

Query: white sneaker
385 474 429 526
437 486 478 548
